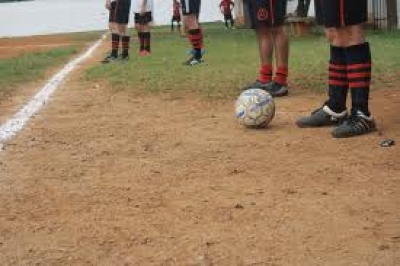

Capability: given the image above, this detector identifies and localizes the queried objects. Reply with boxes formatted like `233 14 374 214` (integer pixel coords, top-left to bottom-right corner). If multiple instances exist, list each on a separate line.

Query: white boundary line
0 34 106 151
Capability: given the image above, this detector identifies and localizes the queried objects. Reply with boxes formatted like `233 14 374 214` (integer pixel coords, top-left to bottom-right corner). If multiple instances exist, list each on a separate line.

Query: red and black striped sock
258 64 273 84
346 42 372 116
138 32 145 51
143 32 151 52
121 35 130 56
188 28 203 59
274 66 288 86
111 33 120 57
327 45 348 113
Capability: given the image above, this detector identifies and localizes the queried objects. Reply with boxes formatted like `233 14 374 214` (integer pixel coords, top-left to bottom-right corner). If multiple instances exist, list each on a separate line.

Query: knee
324 28 337 44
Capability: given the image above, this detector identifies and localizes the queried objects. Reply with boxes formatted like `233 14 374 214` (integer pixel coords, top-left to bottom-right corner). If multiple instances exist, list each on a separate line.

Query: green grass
0 47 79 96
86 24 400 98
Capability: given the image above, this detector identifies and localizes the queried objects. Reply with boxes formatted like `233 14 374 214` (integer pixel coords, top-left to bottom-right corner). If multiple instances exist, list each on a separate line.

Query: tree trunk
386 0 398 29
295 0 311 17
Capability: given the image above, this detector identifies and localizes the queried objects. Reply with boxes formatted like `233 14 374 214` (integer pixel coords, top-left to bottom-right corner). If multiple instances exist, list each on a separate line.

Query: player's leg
224 14 229 29
268 25 289 96
141 12 152 54
103 1 119 63
297 0 350 127
181 0 204 65
229 14 235 28
331 24 375 137
117 0 131 60
243 0 276 92
171 17 175 32
297 0 375 137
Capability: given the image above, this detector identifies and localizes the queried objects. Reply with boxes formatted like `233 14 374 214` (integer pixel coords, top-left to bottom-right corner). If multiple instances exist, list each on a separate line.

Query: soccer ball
235 88 275 128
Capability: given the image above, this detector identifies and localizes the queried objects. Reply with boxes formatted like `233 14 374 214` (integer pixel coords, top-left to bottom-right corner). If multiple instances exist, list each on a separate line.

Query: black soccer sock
121 35 130 57
143 32 151 52
346 42 372 116
231 19 235 27
138 32 145 51
225 20 229 28
327 45 348 113
111 33 120 57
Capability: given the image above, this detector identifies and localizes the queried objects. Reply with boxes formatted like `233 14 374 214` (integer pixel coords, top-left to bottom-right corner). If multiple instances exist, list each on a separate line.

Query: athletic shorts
224 13 233 21
109 0 131 25
180 0 201 15
247 0 287 28
315 0 367 28
134 12 153 25
172 15 181 22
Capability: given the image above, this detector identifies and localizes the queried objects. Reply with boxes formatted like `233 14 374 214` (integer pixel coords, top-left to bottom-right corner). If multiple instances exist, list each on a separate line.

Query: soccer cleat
184 56 204 66
101 54 118 64
331 110 376 138
267 81 289 97
187 49 206 56
139 50 151 56
296 104 348 128
243 80 273 91
120 54 130 61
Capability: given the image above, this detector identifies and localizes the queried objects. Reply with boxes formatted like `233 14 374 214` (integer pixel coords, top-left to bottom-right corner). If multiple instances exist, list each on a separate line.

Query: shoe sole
331 127 377 138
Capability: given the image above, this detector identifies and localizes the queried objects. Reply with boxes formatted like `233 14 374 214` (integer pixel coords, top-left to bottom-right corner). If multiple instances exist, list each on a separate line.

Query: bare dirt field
0 34 94 59
0 41 399 265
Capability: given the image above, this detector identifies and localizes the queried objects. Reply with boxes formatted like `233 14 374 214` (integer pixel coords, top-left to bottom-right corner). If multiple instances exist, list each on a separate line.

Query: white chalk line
0 34 106 151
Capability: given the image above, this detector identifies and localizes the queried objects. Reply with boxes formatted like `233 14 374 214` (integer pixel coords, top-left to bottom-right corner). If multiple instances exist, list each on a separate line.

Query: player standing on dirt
219 0 235 29
103 0 132 63
296 0 376 138
171 0 182 32
243 0 290 97
180 0 204 66
133 0 153 56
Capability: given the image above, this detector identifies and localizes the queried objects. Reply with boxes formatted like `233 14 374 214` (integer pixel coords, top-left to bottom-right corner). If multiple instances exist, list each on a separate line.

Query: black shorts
224 13 233 21
247 0 287 28
180 0 201 15
172 15 181 22
109 0 131 25
134 12 153 25
315 0 367 28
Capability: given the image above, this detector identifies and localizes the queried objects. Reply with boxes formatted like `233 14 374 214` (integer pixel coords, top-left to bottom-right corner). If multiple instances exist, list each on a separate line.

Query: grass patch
86 24 400 99
0 46 79 96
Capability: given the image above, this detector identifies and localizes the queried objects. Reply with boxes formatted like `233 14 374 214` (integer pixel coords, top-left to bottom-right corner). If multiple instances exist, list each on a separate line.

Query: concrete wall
153 0 225 25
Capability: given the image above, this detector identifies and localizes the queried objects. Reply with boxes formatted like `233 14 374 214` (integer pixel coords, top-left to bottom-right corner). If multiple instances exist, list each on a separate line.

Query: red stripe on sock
348 72 371 79
349 82 370 88
329 63 347 70
329 80 348 86
274 67 288 86
347 63 372 70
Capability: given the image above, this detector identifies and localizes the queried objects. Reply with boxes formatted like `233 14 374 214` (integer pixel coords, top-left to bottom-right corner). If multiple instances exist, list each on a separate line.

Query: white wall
152 0 225 25
398 0 400 28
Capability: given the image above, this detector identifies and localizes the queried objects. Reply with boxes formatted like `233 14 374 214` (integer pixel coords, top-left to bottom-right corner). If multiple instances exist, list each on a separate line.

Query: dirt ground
0 41 399 266
0 34 91 59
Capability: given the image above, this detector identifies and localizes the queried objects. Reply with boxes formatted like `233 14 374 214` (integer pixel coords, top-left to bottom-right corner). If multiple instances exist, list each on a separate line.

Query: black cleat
184 56 204 66
267 81 289 97
242 80 272 91
296 104 348 128
102 54 118 64
120 54 130 62
331 110 376 138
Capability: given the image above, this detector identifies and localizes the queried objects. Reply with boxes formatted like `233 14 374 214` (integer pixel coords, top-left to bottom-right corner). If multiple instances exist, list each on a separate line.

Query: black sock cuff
330 45 346 64
345 42 371 64
188 28 200 35
111 33 120 41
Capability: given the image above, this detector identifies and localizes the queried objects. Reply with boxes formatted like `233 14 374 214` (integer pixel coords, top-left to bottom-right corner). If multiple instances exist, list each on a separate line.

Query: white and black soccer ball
235 88 275 128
